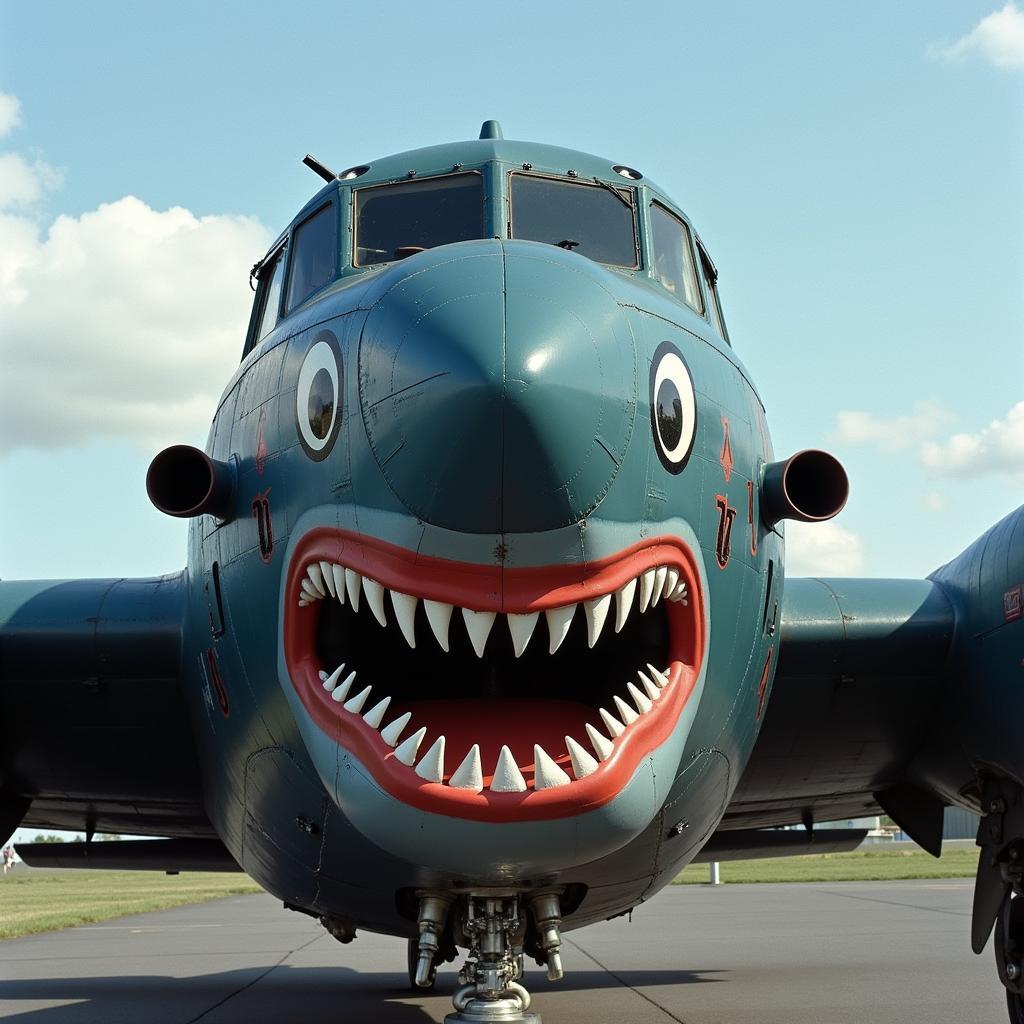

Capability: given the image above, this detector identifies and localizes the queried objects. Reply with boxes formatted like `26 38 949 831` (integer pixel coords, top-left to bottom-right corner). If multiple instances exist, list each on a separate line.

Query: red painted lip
283 529 706 822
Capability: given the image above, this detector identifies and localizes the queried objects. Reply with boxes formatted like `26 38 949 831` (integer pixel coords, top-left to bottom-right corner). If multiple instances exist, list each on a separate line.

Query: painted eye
295 330 342 461
650 341 696 474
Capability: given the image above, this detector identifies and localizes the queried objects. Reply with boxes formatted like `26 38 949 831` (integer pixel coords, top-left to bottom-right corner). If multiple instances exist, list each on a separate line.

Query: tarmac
0 879 1007 1024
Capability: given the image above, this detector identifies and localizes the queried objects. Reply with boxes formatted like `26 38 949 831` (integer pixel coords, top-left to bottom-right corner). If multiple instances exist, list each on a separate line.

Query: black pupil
656 378 683 451
308 368 334 440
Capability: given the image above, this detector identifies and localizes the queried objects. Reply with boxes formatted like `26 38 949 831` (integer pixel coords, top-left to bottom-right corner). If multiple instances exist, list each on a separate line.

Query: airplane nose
358 241 637 534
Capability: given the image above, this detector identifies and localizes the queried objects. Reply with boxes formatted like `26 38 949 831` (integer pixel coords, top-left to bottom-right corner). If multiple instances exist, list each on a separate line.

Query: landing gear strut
974 779 1024 1023
412 890 565 1023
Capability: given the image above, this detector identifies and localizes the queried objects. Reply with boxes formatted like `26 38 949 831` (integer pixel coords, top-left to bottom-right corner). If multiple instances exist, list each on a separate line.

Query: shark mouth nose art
283 529 705 822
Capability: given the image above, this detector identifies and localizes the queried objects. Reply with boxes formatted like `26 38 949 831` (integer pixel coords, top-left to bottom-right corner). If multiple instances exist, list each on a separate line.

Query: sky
0 0 1022 594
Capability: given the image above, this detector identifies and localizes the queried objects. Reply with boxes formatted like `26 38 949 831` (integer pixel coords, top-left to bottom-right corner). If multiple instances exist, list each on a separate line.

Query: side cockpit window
354 173 484 266
697 241 729 344
286 203 336 312
256 249 284 342
650 203 703 313
510 174 638 268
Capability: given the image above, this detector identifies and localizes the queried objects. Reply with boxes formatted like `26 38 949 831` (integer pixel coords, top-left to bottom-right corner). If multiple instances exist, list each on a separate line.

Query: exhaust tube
147 445 237 521
760 449 848 527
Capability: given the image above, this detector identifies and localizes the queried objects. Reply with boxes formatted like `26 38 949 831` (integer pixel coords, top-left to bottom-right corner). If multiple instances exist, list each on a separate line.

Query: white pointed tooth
449 744 484 792
628 681 653 714
331 564 346 605
322 663 346 691
301 579 322 602
614 578 636 633
318 561 337 598
638 569 657 612
424 600 453 652
330 670 357 703
363 578 387 626
663 567 680 600
380 711 412 747
613 694 639 725
584 594 612 648
565 735 599 780
533 744 571 789
298 598 311 608
345 568 362 611
599 707 626 738
363 696 391 729
306 563 327 598
343 685 372 714
415 735 445 782
638 670 661 701
507 611 539 658
545 604 576 654
390 590 418 648
463 608 496 658
585 723 614 761
651 566 668 607
318 670 329 681
647 664 671 689
490 745 528 792
394 726 426 766
670 582 689 604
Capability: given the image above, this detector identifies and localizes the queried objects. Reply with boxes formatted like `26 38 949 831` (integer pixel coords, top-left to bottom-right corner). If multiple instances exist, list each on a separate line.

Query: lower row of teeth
298 561 688 657
314 662 672 793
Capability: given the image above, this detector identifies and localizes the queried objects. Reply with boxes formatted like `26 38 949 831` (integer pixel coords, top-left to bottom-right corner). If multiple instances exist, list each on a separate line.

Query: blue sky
1 0 1021 587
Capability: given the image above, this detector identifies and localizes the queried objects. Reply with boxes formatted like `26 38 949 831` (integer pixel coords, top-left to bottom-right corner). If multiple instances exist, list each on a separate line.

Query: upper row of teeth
297 562 688 656
315 661 672 792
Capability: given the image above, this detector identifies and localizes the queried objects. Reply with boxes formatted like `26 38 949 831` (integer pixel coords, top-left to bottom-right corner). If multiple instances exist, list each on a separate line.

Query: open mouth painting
284 529 706 820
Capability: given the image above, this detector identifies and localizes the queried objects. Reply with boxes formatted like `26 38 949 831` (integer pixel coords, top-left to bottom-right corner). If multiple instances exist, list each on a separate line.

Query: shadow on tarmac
0 965 725 1022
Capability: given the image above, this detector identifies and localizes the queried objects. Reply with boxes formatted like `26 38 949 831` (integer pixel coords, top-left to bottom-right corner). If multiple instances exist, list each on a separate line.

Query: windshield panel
510 174 637 268
354 173 484 266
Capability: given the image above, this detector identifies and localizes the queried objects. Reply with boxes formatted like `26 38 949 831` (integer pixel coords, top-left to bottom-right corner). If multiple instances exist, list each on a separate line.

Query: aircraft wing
719 575 957 851
0 575 212 842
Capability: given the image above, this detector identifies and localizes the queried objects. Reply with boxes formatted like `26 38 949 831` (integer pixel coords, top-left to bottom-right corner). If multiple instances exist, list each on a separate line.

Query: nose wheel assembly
412 890 565 1023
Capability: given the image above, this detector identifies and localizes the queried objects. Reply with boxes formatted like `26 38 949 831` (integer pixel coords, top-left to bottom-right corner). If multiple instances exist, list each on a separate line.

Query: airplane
2 120 1021 1024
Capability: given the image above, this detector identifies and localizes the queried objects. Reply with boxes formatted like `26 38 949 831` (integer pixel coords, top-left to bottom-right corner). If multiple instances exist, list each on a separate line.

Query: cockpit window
650 203 703 313
286 203 336 313
509 174 638 268
354 173 484 267
698 242 729 343
255 248 284 343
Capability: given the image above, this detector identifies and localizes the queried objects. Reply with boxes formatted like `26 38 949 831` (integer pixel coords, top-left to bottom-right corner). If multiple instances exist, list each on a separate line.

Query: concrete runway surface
0 879 1007 1023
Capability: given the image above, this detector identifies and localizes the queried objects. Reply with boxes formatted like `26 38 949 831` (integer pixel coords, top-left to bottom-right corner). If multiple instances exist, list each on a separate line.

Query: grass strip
0 870 262 940
673 846 980 884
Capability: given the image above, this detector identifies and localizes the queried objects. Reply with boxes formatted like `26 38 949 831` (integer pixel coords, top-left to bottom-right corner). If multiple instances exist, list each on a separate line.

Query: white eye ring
650 342 696 473
296 333 342 460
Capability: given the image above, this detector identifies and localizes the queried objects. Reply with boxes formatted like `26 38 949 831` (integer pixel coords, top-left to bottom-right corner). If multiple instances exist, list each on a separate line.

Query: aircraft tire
1008 991 1024 1024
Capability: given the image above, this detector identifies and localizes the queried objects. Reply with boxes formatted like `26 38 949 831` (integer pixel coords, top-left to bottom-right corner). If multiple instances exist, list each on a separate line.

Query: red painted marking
252 490 274 564
714 494 737 569
747 479 757 557
756 645 774 720
283 531 707 823
255 409 268 475
1005 586 1022 623
206 648 230 717
720 417 734 483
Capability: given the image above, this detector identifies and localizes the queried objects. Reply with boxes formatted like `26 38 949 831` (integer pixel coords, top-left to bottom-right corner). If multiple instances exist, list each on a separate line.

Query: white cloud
923 492 947 512
785 520 866 576
835 400 956 453
0 153 63 209
920 401 1024 479
0 92 21 138
0 196 270 453
932 2 1024 70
